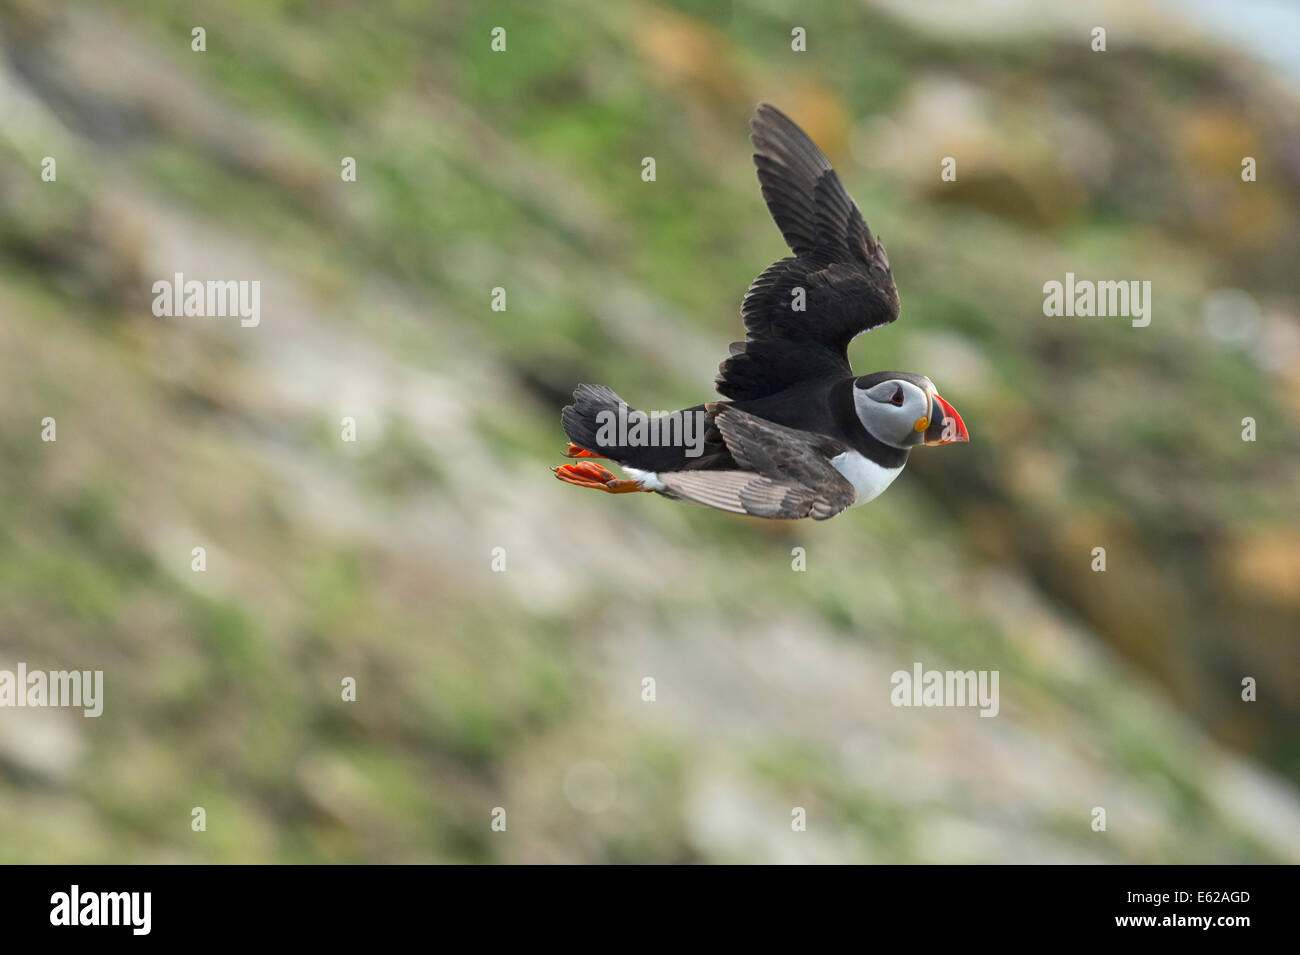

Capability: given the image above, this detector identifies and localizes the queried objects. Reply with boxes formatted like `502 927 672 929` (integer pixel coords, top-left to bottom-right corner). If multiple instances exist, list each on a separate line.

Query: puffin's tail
555 384 655 494
561 384 626 458
559 384 714 471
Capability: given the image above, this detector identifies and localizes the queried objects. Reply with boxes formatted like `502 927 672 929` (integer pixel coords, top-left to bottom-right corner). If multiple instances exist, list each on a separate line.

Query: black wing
716 104 900 402
657 406 856 520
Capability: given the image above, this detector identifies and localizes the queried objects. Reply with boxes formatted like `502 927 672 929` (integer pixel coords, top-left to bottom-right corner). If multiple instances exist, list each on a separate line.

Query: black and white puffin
553 103 968 520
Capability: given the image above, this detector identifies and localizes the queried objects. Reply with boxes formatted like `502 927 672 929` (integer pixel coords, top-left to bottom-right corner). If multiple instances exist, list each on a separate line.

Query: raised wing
657 406 856 520
716 104 900 401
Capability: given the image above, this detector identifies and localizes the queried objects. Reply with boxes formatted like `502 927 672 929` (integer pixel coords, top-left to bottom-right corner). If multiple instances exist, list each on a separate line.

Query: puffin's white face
854 378 932 448
853 376 969 449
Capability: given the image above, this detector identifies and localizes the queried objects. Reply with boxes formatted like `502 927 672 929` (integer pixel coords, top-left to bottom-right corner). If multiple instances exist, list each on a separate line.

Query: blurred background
1 0 1298 863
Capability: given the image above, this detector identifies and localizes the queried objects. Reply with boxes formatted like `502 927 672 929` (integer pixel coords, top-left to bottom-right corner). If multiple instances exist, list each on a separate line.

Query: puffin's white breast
830 451 903 506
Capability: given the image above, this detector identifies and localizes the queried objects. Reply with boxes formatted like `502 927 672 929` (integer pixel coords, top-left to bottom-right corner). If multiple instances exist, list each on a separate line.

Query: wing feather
657 407 856 520
717 104 901 402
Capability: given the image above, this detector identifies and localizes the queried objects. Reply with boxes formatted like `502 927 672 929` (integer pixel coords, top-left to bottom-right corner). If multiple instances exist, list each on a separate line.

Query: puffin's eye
889 387 905 406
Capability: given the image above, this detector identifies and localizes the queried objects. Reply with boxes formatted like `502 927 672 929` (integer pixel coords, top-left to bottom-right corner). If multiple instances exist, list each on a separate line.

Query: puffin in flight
553 104 968 520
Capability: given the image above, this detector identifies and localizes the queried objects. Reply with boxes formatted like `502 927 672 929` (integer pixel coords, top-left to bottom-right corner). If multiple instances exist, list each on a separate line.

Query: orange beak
924 392 969 445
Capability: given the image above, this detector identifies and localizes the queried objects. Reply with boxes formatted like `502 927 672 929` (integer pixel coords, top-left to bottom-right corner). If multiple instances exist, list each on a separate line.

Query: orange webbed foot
552 462 649 494
564 442 605 459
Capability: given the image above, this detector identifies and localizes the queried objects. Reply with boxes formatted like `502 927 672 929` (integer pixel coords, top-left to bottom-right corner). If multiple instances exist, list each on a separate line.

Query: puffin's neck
830 378 910 469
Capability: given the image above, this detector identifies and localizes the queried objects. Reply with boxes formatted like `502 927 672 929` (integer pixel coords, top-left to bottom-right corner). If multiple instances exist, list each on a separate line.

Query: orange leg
552 461 649 494
564 442 605 459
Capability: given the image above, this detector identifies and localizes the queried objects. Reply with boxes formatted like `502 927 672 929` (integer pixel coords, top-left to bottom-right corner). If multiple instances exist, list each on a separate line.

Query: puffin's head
852 371 969 449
